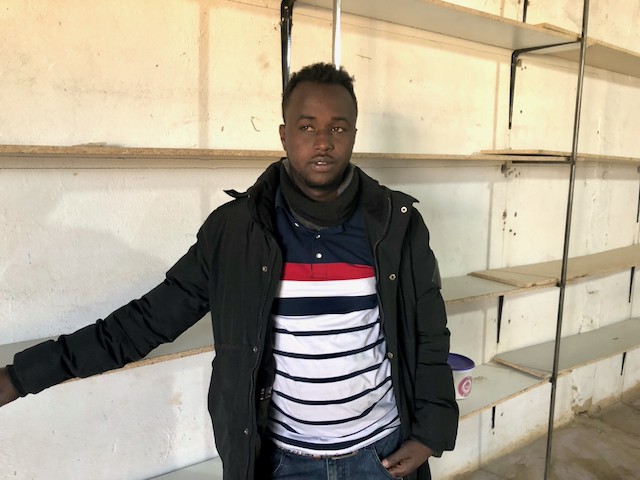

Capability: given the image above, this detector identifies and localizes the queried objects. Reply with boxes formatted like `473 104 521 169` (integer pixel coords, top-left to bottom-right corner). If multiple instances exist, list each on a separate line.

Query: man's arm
383 208 458 476
9 220 213 397
0 367 19 407
408 212 458 453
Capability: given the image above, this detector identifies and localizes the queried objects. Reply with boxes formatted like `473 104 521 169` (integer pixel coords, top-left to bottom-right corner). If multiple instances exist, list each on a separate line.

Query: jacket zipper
373 193 393 327
246 234 280 479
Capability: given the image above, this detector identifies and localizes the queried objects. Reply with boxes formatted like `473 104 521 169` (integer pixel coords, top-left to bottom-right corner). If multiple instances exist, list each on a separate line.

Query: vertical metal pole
280 1 296 92
332 0 342 67
543 0 590 478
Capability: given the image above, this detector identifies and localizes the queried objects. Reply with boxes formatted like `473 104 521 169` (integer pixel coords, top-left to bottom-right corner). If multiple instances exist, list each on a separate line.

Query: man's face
280 81 357 202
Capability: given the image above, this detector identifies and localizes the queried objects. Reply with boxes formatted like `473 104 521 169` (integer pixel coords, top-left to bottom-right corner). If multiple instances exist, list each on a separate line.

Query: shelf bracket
522 0 530 23
509 41 580 129
629 266 635 303
621 352 627 376
635 172 640 222
496 295 505 344
280 0 297 92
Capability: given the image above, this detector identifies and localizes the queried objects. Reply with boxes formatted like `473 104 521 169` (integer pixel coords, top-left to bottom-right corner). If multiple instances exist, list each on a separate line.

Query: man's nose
313 129 333 151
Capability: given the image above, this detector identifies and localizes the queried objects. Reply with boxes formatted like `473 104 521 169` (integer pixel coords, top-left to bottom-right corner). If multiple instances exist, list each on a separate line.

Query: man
0 63 458 479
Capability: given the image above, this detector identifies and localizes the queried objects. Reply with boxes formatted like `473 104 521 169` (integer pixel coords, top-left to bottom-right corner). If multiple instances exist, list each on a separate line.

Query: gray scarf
280 159 360 230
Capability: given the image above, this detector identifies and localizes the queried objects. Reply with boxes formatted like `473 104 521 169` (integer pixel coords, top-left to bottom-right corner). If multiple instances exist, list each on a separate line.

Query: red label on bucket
458 375 473 397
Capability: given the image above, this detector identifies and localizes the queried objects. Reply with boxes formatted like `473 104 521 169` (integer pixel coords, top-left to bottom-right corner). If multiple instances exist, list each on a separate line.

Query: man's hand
0 367 19 407
381 439 434 478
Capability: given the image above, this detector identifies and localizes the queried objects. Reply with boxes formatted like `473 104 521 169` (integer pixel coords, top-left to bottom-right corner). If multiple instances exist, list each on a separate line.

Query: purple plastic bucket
448 353 475 399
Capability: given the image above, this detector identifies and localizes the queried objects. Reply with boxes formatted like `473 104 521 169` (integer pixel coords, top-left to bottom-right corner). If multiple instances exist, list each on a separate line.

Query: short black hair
282 62 358 121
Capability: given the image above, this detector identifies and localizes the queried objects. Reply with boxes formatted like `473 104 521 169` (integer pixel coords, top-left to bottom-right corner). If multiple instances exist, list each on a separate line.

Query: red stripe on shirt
282 263 375 281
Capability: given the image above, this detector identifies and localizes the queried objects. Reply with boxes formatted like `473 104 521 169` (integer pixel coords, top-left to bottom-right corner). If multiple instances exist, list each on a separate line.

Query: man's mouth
312 156 333 165
309 159 333 172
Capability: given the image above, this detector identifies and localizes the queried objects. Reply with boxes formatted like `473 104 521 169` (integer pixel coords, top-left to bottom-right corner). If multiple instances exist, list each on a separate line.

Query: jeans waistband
273 428 400 461
276 445 360 461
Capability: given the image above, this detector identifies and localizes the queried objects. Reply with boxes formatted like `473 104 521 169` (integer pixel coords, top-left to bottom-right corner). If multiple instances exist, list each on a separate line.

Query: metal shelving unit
277 1 640 478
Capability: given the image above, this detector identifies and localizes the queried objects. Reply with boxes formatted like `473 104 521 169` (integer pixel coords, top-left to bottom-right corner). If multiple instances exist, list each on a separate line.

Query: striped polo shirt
267 190 400 456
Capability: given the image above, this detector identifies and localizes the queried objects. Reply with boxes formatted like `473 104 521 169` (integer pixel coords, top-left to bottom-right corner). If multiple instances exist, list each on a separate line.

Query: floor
455 388 640 480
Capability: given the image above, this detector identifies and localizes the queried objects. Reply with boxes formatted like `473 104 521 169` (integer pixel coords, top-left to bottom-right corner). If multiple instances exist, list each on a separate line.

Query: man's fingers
382 442 410 468
382 439 434 476
381 452 401 468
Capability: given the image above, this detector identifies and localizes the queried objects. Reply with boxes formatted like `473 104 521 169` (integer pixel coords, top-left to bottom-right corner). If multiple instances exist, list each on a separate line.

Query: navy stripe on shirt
272 294 378 316
273 337 385 359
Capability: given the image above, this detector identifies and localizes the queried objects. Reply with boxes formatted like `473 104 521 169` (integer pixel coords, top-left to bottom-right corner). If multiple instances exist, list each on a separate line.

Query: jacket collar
356 166 418 239
225 159 418 237
224 160 282 233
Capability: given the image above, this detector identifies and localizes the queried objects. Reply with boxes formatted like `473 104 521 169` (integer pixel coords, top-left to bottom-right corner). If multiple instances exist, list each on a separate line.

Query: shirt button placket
313 232 323 260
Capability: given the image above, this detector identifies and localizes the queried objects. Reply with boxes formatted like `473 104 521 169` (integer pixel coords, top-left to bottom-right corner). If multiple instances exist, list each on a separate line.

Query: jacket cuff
5 364 27 397
410 436 443 458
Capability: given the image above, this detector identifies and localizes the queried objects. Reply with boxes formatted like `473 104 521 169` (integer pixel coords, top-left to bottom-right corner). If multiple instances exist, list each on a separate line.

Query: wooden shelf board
459 362 546 420
298 0 576 50
0 144 282 160
0 318 214 374
353 153 564 169
0 338 48 368
299 0 639 78
131 318 214 368
1 321 547 422
482 149 640 164
352 152 540 163
493 318 640 379
0 145 285 169
550 40 640 78
152 457 223 479
0 144 550 169
442 275 525 304
470 245 640 288
468 270 556 289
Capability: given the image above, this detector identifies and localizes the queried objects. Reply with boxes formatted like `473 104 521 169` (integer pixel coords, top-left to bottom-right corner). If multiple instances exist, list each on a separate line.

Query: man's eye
300 125 314 132
332 126 345 133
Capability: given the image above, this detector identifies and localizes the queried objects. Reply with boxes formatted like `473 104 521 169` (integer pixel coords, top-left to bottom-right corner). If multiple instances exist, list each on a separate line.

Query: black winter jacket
11 160 458 479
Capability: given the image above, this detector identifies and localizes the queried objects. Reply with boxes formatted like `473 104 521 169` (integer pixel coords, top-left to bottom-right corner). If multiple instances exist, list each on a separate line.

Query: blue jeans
265 428 403 480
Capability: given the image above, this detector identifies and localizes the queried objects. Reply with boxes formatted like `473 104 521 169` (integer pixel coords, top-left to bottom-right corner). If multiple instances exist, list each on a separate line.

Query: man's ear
279 124 286 150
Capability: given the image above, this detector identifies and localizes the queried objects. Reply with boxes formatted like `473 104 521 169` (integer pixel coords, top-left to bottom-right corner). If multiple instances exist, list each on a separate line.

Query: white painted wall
1 0 639 478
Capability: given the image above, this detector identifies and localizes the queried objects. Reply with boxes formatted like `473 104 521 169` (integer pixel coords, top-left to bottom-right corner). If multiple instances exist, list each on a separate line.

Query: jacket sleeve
404 209 458 454
10 224 212 396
